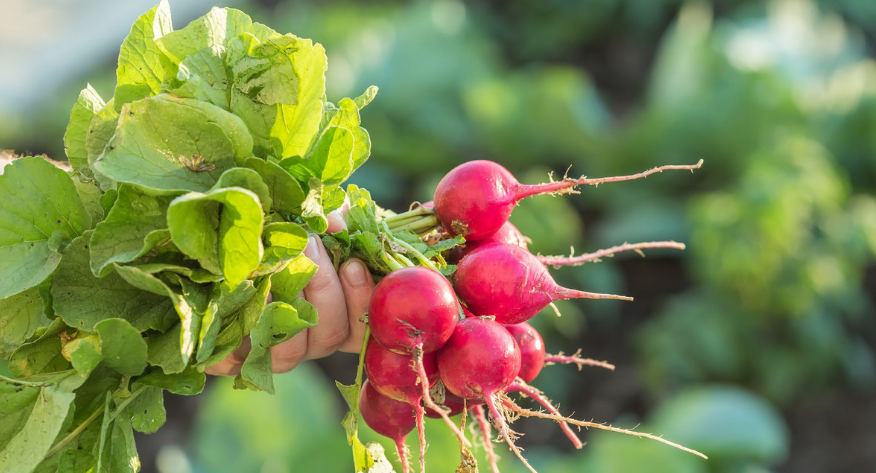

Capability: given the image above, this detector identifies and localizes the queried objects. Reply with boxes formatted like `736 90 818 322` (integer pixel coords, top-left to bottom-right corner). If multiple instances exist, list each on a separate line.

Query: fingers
326 199 350 233
301 235 351 360
204 336 251 377
336 258 376 353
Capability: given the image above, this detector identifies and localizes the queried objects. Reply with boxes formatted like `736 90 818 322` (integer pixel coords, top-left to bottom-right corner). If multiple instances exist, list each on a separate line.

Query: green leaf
155 7 253 64
171 44 230 108
95 319 148 376
61 334 102 377
244 157 305 216
0 157 90 299
65 85 106 169
8 320 71 378
113 0 174 109
353 85 378 110
126 386 166 434
136 365 205 396
302 126 355 186
235 298 317 394
262 222 309 265
145 324 187 375
270 254 318 304
212 167 272 210
94 94 255 193
227 33 326 159
0 286 50 359
73 177 106 231
324 96 372 171
650 386 790 463
85 102 120 191
199 277 268 368
96 393 140 473
301 177 329 233
0 379 76 473
167 187 264 287
89 184 173 277
53 233 177 333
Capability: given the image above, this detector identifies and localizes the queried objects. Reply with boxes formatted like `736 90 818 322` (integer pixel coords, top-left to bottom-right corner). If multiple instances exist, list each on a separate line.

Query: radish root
544 349 616 371
538 240 687 268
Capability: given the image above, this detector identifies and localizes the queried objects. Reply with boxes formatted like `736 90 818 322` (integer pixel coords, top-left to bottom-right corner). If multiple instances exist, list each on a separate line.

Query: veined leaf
227 33 326 159
0 287 50 359
89 184 173 277
136 365 205 396
96 393 140 473
244 157 306 217
235 298 317 394
94 94 255 193
53 233 177 333
0 158 90 299
155 7 253 64
126 386 166 434
95 319 148 376
167 187 264 288
65 85 106 170
0 378 77 473
113 0 174 109
171 44 230 109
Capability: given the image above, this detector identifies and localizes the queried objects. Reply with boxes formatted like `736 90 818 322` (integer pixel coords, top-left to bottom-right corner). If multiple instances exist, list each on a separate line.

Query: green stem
380 252 404 271
43 384 148 460
390 237 440 272
394 253 415 267
383 206 433 225
387 215 439 234
353 326 371 437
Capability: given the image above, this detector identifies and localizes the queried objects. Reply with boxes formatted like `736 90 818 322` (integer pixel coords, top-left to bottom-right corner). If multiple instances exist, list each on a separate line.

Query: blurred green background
3 0 876 471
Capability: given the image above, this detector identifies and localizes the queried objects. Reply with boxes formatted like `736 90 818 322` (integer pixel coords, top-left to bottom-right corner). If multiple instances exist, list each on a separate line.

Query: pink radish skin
364 337 438 473
437 317 536 472
433 159 704 240
365 337 438 404
454 243 633 325
368 266 458 354
359 380 414 473
437 317 521 401
504 323 546 383
450 221 529 263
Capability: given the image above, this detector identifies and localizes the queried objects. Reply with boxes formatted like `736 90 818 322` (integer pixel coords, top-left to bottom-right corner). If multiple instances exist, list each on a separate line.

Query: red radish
504 323 546 383
365 337 438 403
364 336 438 472
437 317 535 471
360 380 415 473
368 266 458 354
454 243 633 325
450 221 529 263
433 159 704 240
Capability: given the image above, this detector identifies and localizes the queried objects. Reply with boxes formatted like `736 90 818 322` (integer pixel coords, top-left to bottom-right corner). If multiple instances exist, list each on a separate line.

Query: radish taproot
453 243 633 324
433 159 703 240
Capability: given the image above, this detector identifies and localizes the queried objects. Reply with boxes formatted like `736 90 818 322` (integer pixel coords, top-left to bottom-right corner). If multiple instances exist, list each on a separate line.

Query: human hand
205 204 375 376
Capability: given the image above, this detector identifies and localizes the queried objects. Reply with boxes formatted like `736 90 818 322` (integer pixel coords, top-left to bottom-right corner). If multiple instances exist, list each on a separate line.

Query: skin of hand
205 203 375 376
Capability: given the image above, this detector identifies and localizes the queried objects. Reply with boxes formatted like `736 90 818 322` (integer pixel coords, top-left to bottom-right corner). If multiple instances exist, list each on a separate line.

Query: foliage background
2 0 875 471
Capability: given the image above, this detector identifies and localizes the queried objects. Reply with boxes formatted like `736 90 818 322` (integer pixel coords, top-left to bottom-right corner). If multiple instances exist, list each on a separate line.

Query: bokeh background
2 0 876 472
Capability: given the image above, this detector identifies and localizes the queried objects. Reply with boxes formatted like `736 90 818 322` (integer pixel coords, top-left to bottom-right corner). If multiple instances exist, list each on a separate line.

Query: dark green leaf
136 365 205 396
126 386 165 434
95 319 148 376
0 286 51 359
53 233 177 333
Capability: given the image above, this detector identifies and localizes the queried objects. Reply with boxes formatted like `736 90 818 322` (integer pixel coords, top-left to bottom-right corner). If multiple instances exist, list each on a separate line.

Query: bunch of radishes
356 159 705 473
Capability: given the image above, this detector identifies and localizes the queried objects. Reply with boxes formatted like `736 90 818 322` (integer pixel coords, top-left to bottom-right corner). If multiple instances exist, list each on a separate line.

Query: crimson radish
365 337 438 471
450 221 529 263
503 323 546 383
433 159 703 240
436 317 535 471
368 266 458 354
454 243 633 324
360 380 415 473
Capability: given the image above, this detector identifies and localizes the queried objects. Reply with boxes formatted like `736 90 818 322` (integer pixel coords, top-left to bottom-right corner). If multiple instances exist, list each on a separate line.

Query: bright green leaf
167 187 264 287
244 157 306 216
212 167 272 210
113 0 174 109
90 184 172 277
94 94 255 193
270 254 318 304
0 157 90 299
155 7 253 64
65 85 106 170
62 334 102 377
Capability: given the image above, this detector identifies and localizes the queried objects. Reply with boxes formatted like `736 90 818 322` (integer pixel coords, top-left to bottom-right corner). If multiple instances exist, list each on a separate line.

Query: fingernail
343 260 369 287
304 235 320 260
